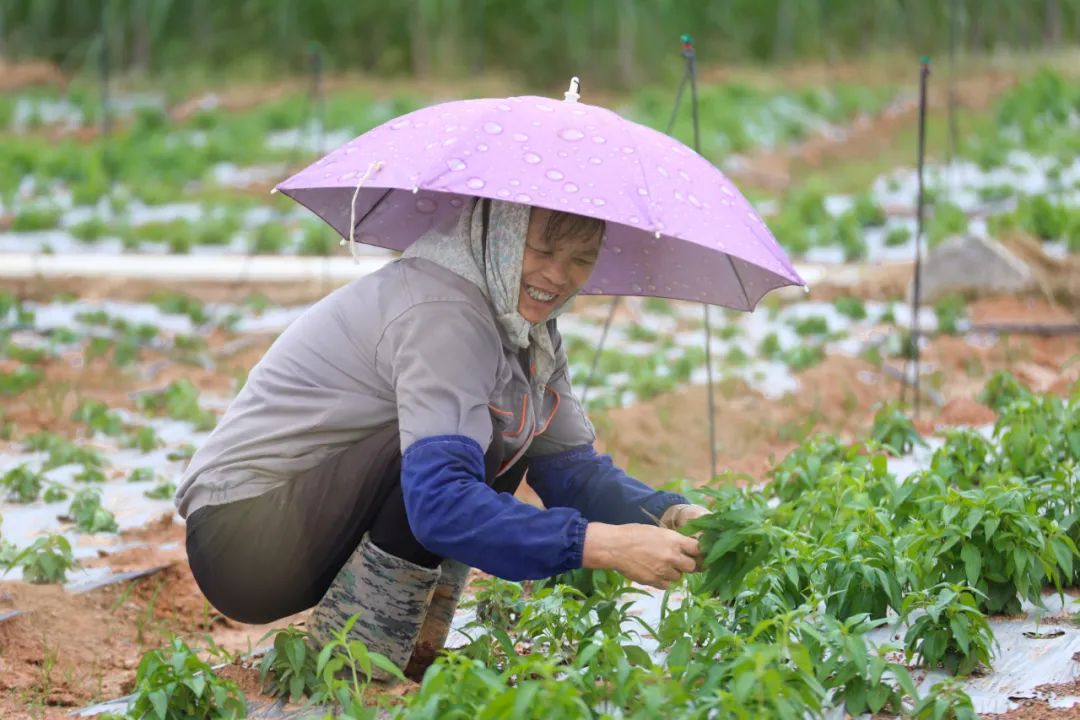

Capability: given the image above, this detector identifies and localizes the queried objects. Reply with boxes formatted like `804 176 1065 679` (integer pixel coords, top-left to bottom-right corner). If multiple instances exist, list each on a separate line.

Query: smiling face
517 207 605 324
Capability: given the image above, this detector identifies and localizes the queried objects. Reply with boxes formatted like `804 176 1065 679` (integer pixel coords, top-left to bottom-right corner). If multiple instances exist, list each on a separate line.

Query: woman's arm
402 435 588 580
526 444 689 525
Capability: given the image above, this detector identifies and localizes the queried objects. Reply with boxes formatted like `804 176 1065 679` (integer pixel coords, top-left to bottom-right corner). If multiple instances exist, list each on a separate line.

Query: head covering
403 199 578 388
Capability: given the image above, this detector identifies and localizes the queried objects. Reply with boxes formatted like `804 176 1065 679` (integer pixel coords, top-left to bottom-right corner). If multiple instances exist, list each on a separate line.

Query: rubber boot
308 533 440 683
404 558 470 680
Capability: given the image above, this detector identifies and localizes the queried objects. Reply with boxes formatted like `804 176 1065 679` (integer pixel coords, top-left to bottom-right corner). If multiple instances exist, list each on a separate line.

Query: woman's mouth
525 285 558 303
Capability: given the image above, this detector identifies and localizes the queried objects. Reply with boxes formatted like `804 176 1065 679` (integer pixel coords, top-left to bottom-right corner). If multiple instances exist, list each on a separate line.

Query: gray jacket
175 257 595 518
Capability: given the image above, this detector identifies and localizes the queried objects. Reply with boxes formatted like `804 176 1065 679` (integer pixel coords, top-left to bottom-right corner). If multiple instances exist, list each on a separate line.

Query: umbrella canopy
275 90 805 310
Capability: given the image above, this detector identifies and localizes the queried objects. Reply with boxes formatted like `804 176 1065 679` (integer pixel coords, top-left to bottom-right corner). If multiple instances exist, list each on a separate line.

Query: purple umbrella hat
274 78 806 310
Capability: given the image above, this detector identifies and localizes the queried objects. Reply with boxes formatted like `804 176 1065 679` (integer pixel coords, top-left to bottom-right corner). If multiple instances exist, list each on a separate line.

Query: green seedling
1 464 44 503
144 482 177 501
256 625 326 704
869 401 925 455
908 677 977 720
136 380 217 431
6 534 78 583
832 296 867 321
64 488 119 533
126 425 163 453
128 467 157 483
71 399 125 437
901 583 995 676
126 636 247 720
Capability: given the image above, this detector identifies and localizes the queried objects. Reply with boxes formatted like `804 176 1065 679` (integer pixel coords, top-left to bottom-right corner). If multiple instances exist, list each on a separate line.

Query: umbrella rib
726 252 752 310
350 187 394 238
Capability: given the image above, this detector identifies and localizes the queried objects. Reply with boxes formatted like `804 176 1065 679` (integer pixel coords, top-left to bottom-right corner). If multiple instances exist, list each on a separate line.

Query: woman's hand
582 522 701 590
658 503 711 532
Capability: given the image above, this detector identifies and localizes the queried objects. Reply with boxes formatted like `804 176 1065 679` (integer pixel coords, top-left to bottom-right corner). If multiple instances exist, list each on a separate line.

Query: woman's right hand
582 522 701 590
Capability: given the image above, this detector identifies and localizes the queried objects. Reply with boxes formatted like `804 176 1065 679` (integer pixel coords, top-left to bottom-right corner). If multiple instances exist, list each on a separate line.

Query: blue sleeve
526 444 689 525
401 435 588 581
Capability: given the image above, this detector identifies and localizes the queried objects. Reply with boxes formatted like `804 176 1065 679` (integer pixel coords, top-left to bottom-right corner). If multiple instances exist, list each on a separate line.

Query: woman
176 198 707 679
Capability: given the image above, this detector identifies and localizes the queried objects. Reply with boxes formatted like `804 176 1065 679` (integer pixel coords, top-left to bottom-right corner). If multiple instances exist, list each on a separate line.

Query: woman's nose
542 257 570 286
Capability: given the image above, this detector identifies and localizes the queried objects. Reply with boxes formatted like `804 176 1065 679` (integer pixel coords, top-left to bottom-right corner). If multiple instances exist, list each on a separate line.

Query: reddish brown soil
594 295 1079 487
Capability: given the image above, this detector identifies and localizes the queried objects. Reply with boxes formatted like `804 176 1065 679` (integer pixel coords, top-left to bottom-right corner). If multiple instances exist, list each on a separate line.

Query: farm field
1 45 1080 720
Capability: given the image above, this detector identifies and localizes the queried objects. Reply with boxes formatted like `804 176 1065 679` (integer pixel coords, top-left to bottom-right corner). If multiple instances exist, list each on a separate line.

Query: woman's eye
573 257 593 266
528 245 553 256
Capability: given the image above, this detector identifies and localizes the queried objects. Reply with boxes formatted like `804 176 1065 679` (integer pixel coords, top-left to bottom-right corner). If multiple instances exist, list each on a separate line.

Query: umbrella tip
270 187 278 195
564 77 581 103
802 284 810 294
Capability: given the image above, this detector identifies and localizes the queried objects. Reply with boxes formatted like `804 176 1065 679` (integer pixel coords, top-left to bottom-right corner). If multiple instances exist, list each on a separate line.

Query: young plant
64 488 119 533
6 534 78 583
799 614 919 716
908 677 978 720
912 478 1077 615
687 486 784 602
256 625 326 704
978 370 1032 413
144 482 177 501
869 401 925 455
126 636 247 720
901 583 995 676
71 399 125 437
316 612 405 716
1 464 44 503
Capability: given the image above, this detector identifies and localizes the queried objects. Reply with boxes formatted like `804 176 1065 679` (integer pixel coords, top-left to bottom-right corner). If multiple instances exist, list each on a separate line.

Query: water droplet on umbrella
628 216 639 224
447 158 467 171
545 169 564 181
647 284 656 292
688 194 702 208
483 122 503 135
477 143 489 152
637 187 649 196
621 146 635 154
524 152 542 164
674 191 684 202
510 179 521 187
443 138 458 146
513 132 529 142
466 178 486 190
612 246 623 254
535 103 554 112
449 198 464 208
391 120 411 130
497 103 512 112
592 136 606 144
631 284 643 293
657 166 669 177
560 128 585 142
558 151 569 158
563 182 579 193
592 198 606 207
589 156 602 165
721 185 734 196
497 189 511 197
678 170 691 182
415 198 438 213
515 193 532 203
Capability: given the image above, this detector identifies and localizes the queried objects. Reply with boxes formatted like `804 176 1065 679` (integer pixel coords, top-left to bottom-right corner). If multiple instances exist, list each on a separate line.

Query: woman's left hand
658 503 710 532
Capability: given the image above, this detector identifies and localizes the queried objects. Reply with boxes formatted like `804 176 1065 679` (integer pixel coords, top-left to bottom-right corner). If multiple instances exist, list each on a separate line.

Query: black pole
683 35 717 482
902 58 931 417
582 35 690 408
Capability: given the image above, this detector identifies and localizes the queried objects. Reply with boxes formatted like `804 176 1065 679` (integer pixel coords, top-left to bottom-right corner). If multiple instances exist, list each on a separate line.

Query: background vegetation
3 0 1080 89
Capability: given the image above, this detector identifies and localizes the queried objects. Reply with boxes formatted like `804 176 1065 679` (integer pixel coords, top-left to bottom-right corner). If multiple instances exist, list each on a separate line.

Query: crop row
70 372 1077 718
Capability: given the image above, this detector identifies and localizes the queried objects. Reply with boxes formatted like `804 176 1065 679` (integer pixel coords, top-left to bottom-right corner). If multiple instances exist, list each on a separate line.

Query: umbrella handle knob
564 76 580 103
